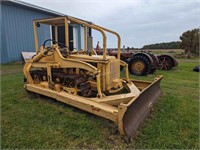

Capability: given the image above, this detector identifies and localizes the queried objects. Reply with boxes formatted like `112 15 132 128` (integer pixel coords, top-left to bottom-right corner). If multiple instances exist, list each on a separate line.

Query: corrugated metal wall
1 3 53 63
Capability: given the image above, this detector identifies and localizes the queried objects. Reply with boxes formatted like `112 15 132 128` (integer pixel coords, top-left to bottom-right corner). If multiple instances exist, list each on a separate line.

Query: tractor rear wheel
128 55 151 76
158 55 174 70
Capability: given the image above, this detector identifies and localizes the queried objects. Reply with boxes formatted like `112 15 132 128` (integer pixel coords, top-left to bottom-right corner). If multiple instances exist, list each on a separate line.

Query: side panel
97 58 120 91
25 84 118 123
1 3 52 63
106 59 120 90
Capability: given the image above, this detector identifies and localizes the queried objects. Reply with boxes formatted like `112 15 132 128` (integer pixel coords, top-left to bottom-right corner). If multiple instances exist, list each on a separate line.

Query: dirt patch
0 68 22 75
1 64 23 75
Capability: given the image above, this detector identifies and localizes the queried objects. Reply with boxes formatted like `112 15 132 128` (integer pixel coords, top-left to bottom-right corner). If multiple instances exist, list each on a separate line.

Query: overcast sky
23 0 199 48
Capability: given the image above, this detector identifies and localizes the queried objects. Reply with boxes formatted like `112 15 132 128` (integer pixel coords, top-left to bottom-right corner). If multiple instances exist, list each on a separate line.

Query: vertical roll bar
67 17 121 60
92 24 121 60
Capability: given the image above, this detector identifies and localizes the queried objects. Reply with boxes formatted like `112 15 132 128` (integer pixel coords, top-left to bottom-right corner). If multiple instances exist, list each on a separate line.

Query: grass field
1 59 199 149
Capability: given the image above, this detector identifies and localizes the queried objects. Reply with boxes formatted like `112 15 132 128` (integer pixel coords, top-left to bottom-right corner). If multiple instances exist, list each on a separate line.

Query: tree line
141 28 199 54
142 41 181 49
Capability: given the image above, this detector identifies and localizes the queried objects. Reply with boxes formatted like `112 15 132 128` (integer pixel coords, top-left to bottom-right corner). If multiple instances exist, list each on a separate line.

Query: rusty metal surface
108 50 134 61
147 53 159 73
157 55 178 70
123 77 162 139
30 69 94 97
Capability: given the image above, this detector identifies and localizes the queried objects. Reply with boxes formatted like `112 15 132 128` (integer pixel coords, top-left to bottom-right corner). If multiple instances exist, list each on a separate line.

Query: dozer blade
122 76 163 139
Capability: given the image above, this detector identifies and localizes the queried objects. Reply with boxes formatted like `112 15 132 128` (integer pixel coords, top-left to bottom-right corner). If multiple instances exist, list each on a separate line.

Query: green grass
1 59 199 149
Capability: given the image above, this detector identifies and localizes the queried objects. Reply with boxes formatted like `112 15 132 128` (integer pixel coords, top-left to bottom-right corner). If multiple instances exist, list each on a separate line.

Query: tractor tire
158 55 174 70
193 65 200 72
147 53 159 73
128 54 151 76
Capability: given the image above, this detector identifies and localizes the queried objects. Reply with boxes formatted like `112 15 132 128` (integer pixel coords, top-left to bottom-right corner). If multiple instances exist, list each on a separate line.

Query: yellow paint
24 16 163 137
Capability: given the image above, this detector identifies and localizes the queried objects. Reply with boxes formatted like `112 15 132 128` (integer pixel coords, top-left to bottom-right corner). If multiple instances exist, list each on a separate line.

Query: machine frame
24 16 163 139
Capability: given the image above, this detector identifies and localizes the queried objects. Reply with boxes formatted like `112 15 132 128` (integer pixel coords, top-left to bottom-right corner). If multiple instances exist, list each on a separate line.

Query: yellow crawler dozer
23 16 163 140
